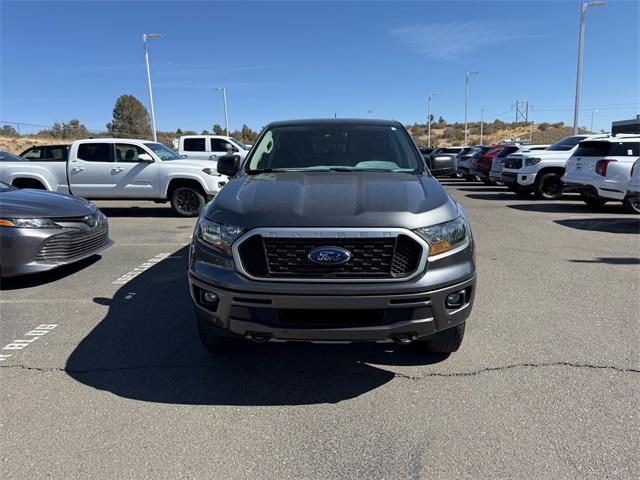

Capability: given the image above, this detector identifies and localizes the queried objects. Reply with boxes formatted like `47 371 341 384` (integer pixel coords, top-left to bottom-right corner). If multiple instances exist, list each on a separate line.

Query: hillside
407 121 590 147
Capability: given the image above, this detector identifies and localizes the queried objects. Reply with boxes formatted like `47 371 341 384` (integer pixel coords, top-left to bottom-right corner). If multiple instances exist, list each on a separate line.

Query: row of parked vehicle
421 134 640 213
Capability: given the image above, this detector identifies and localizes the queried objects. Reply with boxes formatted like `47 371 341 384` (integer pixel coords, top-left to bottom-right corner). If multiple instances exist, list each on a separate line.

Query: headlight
525 157 541 166
197 218 244 254
414 216 467 257
0 218 61 228
202 167 217 175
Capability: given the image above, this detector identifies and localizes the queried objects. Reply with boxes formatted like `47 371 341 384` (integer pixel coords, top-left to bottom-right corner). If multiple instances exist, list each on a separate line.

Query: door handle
112 167 124 173
71 167 85 172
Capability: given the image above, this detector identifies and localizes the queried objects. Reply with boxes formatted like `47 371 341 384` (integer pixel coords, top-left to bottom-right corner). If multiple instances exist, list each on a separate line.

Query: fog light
202 292 218 304
445 291 465 308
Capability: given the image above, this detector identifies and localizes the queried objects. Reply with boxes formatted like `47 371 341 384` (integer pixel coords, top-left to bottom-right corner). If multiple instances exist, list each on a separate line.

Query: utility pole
214 87 229 136
590 108 598 132
479 109 484 145
464 71 479 146
573 1 606 135
428 92 437 148
143 33 162 142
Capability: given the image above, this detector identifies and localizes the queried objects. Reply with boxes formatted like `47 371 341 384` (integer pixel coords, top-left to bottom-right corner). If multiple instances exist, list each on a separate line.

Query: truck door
68 142 116 197
211 137 238 158
111 143 159 198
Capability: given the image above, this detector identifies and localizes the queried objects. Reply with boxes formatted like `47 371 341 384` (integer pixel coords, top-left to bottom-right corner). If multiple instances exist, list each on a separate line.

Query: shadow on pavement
99 206 175 218
456 187 507 193
570 257 640 265
555 218 640 234
66 246 448 406
507 202 621 214
465 193 524 201
0 255 101 290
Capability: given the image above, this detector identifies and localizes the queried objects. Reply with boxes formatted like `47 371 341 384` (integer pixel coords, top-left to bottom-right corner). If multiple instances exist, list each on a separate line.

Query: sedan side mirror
138 153 154 163
217 154 241 177
208 154 218 161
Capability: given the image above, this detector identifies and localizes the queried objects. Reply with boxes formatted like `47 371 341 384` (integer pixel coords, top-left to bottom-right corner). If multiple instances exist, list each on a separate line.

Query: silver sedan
0 182 113 277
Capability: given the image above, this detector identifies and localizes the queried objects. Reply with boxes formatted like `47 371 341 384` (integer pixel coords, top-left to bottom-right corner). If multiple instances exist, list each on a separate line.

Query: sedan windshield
246 124 424 173
0 151 27 162
144 142 182 160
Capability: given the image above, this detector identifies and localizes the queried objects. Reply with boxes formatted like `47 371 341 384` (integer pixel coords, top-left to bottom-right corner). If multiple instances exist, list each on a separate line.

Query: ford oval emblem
307 247 352 266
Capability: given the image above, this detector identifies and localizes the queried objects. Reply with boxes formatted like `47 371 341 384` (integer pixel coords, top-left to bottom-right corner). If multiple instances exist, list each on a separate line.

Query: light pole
590 108 598 132
572 1 606 135
215 87 229 136
143 33 162 142
368 110 373 118
464 71 479 146
427 92 437 148
529 121 535 142
479 108 485 145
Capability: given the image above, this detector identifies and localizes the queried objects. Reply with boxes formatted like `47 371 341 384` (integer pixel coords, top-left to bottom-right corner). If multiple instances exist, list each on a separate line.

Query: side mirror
224 143 235 154
208 154 218 161
138 153 154 163
216 154 241 177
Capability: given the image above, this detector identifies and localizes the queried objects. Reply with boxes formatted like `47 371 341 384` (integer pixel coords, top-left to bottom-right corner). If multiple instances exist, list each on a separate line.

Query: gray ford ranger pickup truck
188 119 476 354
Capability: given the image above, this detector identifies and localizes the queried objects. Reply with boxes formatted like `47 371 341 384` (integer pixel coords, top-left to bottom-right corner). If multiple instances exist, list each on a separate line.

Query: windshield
0 180 14 191
245 124 424 173
231 138 248 150
0 151 27 162
144 142 182 160
439 148 462 154
547 136 586 151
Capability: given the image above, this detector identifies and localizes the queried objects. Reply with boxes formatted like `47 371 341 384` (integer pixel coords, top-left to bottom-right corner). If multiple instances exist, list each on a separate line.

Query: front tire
170 187 205 217
416 323 465 354
623 196 640 214
534 173 563 200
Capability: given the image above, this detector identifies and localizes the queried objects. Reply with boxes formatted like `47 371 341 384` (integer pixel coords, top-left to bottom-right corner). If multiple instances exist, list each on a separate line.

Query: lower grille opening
230 306 431 329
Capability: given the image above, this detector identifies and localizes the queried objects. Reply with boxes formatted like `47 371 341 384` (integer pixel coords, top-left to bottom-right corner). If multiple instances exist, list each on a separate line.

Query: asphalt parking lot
1 179 639 479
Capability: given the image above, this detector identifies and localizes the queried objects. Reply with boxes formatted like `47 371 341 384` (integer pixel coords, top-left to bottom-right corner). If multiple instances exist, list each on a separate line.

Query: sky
1 0 639 135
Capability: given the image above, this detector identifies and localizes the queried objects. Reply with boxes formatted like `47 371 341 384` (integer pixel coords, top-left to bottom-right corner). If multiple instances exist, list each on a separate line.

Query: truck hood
0 188 96 218
518 149 571 160
205 171 459 229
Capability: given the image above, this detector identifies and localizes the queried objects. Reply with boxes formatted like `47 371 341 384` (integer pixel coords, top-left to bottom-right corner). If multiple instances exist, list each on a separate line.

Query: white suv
562 134 640 213
178 135 250 162
626 158 640 205
501 135 592 199
489 144 549 183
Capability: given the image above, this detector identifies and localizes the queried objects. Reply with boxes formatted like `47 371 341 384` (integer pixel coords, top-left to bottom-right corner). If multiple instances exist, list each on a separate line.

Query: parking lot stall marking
1 324 58 361
112 252 172 285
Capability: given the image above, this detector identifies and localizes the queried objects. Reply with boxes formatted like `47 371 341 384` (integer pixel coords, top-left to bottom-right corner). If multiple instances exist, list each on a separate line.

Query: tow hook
247 332 272 343
391 334 415 345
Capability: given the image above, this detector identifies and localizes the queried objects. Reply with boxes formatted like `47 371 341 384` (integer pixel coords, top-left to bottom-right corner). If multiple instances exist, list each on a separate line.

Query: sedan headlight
525 157 542 167
197 218 244 254
414 216 467 257
0 218 61 228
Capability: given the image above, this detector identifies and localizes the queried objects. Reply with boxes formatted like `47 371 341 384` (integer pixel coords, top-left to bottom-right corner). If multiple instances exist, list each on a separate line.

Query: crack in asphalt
1 361 638 379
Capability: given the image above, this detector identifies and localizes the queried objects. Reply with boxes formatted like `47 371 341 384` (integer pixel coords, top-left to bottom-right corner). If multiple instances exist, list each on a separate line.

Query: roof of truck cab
73 138 155 143
265 118 404 128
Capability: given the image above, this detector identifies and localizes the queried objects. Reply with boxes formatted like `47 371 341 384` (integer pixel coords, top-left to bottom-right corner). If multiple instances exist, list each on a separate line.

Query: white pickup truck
177 135 250 161
0 138 227 216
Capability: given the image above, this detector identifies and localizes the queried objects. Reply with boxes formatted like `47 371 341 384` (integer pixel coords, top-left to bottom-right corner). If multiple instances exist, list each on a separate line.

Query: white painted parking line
0 324 58 362
112 252 172 285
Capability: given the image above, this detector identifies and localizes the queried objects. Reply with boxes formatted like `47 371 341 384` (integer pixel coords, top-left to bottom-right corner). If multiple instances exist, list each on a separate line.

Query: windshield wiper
245 168 291 174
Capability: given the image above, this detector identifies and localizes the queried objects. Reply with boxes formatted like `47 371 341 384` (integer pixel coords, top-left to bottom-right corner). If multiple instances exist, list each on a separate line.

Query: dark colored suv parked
189 119 476 354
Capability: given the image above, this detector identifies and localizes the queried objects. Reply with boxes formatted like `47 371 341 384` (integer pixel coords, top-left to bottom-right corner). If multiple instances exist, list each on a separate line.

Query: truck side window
77 143 114 162
22 147 43 160
115 144 147 162
44 146 67 161
183 138 206 152
211 138 237 152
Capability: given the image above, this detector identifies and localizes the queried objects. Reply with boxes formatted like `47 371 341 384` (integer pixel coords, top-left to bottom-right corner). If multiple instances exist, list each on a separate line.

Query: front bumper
489 170 502 182
501 170 535 187
190 273 476 342
0 224 113 277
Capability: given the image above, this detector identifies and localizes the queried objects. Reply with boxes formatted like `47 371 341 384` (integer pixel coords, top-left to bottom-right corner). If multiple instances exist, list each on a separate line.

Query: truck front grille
236 231 424 281
35 225 109 262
